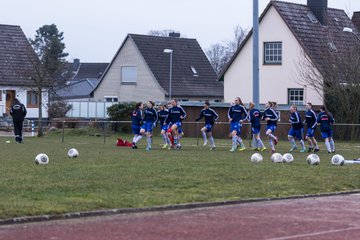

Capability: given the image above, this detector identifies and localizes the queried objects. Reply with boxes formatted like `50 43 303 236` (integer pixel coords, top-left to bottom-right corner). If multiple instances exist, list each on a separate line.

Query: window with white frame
264 42 282 64
105 97 118 103
121 66 137 84
288 88 304 105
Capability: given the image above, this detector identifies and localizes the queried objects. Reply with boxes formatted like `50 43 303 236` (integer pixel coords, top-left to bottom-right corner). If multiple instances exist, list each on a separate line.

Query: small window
105 97 118 103
0 90 2 101
214 99 222 103
264 42 282 65
121 66 137 84
27 90 39 108
288 88 304 106
190 66 199 77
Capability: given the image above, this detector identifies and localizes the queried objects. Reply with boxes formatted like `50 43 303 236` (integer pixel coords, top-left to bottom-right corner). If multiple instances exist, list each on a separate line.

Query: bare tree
298 33 360 140
206 25 248 75
148 29 180 37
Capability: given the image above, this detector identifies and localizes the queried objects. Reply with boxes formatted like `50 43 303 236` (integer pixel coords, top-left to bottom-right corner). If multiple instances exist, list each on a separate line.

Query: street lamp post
343 27 360 42
163 49 173 100
253 0 260 109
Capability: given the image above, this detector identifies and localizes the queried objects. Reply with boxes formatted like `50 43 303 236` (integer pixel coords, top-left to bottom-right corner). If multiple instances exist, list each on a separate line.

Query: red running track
1 194 360 240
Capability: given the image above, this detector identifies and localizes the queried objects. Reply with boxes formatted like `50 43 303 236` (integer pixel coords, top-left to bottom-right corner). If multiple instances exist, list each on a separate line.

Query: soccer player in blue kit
131 102 143 149
248 102 266 151
288 105 306 153
165 99 186 149
140 101 158 151
196 101 219 150
228 97 248 152
157 104 171 149
317 105 336 153
304 102 319 152
263 101 279 153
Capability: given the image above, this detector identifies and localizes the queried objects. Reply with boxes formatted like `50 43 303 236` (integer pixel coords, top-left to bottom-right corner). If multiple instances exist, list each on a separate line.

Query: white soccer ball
282 153 294 163
251 153 263 163
271 153 283 163
306 154 320 165
68 148 79 158
35 153 49 165
331 154 345 166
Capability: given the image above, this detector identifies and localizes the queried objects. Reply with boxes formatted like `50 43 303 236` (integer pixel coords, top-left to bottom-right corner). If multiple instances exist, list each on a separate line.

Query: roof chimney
352 12 360 32
307 0 328 25
73 58 80 72
169 32 181 38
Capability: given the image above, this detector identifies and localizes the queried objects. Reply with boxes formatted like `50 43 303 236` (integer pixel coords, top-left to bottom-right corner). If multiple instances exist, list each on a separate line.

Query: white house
0 24 48 119
220 0 359 106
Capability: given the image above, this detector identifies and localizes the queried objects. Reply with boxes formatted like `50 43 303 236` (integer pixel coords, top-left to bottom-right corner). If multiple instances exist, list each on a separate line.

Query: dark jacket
10 102 27 122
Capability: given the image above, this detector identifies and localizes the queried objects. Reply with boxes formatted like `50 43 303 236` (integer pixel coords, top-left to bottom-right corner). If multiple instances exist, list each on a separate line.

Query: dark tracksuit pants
13 121 23 143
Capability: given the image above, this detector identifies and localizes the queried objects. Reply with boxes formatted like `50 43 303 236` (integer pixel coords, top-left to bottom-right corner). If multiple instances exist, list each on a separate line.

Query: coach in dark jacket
10 98 27 143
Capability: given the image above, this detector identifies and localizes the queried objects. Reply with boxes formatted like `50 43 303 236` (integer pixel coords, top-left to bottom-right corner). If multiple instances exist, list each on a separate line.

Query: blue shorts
252 127 261 135
306 128 316 138
266 125 276 133
161 124 168 131
132 125 141 135
141 122 154 133
288 128 304 140
204 124 213 133
321 130 333 139
230 122 241 135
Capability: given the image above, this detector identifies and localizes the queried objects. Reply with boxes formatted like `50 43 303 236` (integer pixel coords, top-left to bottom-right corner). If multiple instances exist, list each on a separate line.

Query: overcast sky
0 0 358 62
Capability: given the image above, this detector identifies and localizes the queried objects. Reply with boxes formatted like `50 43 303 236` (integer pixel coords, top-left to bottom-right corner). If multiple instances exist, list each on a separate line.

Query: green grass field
0 133 360 219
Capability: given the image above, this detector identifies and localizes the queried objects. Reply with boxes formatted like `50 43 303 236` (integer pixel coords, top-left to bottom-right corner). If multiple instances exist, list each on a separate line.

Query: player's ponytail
236 97 244 106
134 102 142 111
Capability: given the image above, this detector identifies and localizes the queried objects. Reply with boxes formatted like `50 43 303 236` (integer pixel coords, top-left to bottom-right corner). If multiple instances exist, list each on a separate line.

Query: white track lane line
266 226 360 240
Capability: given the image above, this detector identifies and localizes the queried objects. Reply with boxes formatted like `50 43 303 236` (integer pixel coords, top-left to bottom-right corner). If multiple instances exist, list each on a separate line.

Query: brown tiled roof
219 1 360 80
0 24 39 87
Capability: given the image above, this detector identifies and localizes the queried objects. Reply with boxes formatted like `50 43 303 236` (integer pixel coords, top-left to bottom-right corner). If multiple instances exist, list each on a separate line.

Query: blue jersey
289 112 303 130
157 110 169 125
248 109 262 128
263 108 279 126
304 109 317 129
317 112 335 132
196 108 219 125
166 105 187 123
143 108 158 124
228 104 247 123
131 109 142 126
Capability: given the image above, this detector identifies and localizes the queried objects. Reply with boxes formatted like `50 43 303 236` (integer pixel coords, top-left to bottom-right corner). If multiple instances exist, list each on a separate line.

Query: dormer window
190 66 199 77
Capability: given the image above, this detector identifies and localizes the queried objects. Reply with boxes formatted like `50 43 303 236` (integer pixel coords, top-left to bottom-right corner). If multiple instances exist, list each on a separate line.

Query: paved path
1 194 360 240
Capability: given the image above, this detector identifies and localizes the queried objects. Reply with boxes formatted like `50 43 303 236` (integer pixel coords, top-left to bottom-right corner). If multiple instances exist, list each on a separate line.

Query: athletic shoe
146 147 151 151
307 148 313 153
253 148 259 151
289 147 298 152
210 146 216 151
332 150 336 153
162 144 168 149
238 147 246 152
314 148 320 152
271 149 275 154
230 147 236 152
274 137 278 145
260 147 267 152
300 148 307 153
203 141 208 146
132 143 137 149
176 144 182 150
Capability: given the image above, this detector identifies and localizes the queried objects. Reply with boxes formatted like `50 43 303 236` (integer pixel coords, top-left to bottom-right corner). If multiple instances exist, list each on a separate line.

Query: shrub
48 101 72 119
